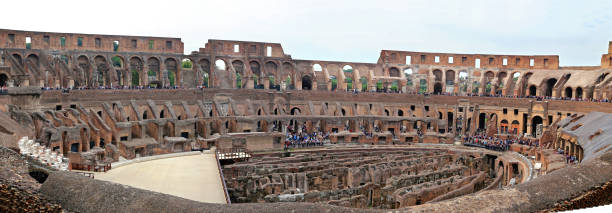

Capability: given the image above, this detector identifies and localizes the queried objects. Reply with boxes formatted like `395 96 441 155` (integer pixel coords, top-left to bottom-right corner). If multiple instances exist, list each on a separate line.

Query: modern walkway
95 152 227 204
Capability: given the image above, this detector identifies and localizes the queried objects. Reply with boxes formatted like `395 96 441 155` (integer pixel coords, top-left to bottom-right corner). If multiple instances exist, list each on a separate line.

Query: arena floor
95 153 227 204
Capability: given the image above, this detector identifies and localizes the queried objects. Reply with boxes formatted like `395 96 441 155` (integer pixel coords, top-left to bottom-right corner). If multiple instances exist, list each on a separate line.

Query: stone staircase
17 137 68 171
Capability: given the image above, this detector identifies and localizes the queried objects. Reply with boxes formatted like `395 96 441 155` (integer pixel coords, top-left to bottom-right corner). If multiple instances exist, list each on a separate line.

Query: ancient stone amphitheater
1 28 612 212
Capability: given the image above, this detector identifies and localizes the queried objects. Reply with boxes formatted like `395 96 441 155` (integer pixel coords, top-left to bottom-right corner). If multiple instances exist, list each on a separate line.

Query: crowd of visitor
284 125 329 149
463 131 539 152
557 148 580 164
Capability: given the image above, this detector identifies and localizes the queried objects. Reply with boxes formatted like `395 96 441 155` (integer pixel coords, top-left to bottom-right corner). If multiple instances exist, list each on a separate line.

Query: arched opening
165 58 178 87
389 67 400 77
181 58 193 69
111 56 124 68
313 64 322 72
565 87 573 98
545 78 557 97
0 73 8 87
483 71 495 94
330 76 337 91
215 59 226 70
529 85 537 96
94 56 109 87
147 57 160 88
360 77 368 92
495 72 507 95
459 71 468 93
199 59 211 88
301 75 312 90
433 70 443 82
290 107 301 115
265 62 278 88
345 77 353 91
511 120 520 135
500 120 509 133
129 57 143 86
342 65 353 72
576 87 583 99
531 116 543 137
250 61 263 89
341 108 346 116
445 70 455 92
404 68 413 89
433 82 443 94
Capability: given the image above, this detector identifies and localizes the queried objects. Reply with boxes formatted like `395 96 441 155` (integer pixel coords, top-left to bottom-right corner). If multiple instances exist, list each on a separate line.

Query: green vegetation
360 77 368 91
131 70 139 86
419 79 427 94
168 71 175 87
111 56 122 68
202 73 209 87
376 80 383 91
345 77 352 90
182 60 192 69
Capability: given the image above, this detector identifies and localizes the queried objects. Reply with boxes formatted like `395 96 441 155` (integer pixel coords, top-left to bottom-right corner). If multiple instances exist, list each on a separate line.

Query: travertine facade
1 28 612 212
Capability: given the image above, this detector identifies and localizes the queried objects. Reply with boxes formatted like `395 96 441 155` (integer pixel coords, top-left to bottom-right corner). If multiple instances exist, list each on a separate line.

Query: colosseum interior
1 28 612 212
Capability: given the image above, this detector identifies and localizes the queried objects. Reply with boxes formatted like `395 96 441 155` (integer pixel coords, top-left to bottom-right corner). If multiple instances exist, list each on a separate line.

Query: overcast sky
3 0 611 66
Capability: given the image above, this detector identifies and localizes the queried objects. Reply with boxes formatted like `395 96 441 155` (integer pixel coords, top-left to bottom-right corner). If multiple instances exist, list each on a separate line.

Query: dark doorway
0 74 8 87
301 75 312 90
434 82 442 94
478 113 486 130
545 78 557 97
531 116 543 137
529 85 537 96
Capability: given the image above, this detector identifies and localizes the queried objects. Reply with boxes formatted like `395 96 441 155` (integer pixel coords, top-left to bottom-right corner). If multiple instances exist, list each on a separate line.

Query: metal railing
214 150 232 204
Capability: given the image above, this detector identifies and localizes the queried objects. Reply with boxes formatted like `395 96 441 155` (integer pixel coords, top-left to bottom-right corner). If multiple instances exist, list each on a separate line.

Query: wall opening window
544 58 549 66
60 37 66 47
234 44 239 53
248 45 257 53
166 41 172 49
475 59 481 68
448 56 454 64
43 35 50 45
25 36 31 49
131 39 137 48
266 46 272 56
461 56 467 64
420 55 426 62
529 58 535 67
95 38 101 48
516 58 521 65
8 34 15 43
405 56 411 64
113 40 119 52
149 40 154 49
502 58 508 66
514 109 518 115
434 56 440 63
488 57 494 65
77 37 83 47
